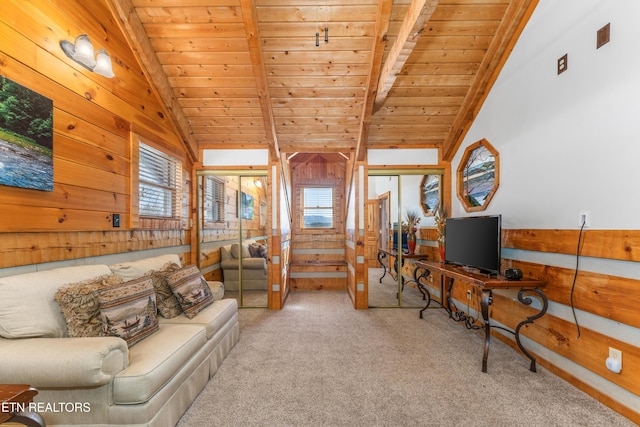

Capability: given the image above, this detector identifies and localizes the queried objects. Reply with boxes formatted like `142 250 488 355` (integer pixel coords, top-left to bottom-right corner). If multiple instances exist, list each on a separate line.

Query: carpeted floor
368 267 429 308
177 290 635 427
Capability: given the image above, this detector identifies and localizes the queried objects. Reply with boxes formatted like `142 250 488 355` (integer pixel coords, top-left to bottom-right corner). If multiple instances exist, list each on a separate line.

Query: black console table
414 261 547 373
377 249 428 295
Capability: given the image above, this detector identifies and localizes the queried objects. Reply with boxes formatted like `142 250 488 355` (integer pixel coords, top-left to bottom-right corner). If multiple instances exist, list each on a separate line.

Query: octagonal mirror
420 174 441 216
457 139 499 212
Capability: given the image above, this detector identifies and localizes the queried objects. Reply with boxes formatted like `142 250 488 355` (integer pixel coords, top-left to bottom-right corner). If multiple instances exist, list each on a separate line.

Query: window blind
303 187 333 228
139 142 181 218
204 176 225 223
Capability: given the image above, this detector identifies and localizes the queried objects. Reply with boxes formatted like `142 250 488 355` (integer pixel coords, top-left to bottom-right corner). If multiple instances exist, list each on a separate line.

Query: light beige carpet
177 290 634 426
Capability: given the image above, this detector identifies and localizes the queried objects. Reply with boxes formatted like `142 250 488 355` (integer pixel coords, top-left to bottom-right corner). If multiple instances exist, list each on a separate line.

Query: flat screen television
444 215 501 275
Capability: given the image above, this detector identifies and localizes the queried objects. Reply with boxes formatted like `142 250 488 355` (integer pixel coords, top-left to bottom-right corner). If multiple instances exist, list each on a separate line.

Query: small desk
414 261 547 373
377 249 428 294
0 384 45 426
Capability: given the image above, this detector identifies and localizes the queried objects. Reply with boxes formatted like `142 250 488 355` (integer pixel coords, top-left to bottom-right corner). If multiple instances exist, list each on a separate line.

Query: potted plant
434 204 447 262
403 210 421 254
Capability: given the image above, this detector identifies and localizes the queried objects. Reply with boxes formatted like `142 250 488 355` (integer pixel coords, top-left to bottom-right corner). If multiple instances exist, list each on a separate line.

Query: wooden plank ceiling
106 0 537 162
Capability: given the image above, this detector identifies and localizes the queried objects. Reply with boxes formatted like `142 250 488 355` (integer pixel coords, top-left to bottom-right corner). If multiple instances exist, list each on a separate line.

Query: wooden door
378 193 390 252
365 200 379 267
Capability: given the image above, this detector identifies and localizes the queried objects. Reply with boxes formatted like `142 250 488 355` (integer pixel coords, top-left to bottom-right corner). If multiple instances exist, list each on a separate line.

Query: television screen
444 215 501 275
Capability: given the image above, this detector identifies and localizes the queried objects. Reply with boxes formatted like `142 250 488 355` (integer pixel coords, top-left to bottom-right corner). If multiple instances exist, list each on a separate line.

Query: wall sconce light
254 178 263 188
60 34 115 78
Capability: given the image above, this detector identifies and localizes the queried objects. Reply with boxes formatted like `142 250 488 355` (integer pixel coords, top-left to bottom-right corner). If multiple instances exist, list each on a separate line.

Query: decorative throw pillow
166 265 214 319
148 262 182 319
230 243 251 259
97 276 159 347
248 242 268 259
54 274 124 337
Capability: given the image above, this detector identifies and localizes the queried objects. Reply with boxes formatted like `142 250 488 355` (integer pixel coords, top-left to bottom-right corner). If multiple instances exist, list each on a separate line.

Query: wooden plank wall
417 228 640 423
273 160 293 309
0 0 193 270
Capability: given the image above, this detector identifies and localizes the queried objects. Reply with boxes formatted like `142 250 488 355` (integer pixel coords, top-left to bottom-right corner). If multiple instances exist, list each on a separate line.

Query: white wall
452 0 640 412
453 0 640 230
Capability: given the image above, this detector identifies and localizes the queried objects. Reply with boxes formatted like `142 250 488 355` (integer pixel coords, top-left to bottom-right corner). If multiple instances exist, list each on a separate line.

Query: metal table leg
515 288 549 372
480 289 493 373
417 267 432 318
377 250 388 282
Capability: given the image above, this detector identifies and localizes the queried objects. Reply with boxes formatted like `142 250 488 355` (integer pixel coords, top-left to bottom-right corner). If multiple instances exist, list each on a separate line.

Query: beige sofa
0 254 239 427
220 240 268 290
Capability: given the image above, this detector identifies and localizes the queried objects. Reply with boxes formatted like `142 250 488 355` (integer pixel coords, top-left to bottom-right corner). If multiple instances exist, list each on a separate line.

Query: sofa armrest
0 336 128 387
221 258 265 270
242 258 267 270
220 259 239 270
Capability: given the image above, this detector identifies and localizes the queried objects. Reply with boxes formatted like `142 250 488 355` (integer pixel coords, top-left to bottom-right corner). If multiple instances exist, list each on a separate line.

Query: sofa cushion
159 298 237 340
0 264 112 339
230 242 251 259
149 262 182 319
109 254 182 281
166 265 214 319
97 276 159 347
113 324 206 404
54 274 124 337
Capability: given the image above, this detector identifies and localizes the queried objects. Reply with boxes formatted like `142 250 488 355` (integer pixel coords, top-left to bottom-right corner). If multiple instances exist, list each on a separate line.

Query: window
457 138 500 212
203 176 225 223
139 142 182 218
420 174 442 216
302 186 333 228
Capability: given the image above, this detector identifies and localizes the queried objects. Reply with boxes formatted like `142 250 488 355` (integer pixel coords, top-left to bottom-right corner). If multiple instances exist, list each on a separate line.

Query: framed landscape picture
241 191 254 220
0 76 54 191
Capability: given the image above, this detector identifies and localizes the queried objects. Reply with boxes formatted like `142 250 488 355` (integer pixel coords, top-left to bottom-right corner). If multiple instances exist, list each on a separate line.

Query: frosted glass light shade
93 49 115 78
60 34 114 78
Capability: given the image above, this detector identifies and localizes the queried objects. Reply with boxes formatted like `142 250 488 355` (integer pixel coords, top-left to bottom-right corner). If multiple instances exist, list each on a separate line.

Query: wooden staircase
289 233 347 290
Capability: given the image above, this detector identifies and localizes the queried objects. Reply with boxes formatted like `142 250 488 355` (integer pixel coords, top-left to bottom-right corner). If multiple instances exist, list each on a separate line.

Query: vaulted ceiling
105 0 537 162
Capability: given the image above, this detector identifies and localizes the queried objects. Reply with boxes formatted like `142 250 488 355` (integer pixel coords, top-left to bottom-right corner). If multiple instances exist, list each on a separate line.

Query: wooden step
289 260 347 290
290 260 347 271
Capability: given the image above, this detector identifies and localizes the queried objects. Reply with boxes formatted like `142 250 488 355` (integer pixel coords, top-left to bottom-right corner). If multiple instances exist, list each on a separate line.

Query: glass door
197 172 269 308
367 171 443 308
368 175 401 307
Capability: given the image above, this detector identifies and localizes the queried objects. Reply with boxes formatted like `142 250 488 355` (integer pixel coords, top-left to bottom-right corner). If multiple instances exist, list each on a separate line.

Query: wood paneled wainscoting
418 228 640 423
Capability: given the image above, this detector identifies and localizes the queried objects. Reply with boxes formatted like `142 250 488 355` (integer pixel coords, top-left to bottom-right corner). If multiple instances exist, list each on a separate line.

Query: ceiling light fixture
315 0 328 47
60 34 115 78
324 0 329 44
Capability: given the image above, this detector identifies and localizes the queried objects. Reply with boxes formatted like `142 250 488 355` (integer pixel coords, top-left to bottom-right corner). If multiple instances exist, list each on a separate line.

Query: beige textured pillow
149 262 182 319
97 276 159 347
54 274 124 337
230 243 251 259
166 265 214 319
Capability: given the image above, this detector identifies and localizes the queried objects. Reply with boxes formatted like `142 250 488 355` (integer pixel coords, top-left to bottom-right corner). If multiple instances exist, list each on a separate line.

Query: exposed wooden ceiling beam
373 0 439 112
441 0 539 161
356 0 395 161
239 0 280 160
104 0 199 161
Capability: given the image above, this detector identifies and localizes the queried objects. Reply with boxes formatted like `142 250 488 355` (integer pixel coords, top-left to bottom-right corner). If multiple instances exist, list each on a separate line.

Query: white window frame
204 176 225 223
302 186 334 229
138 141 182 219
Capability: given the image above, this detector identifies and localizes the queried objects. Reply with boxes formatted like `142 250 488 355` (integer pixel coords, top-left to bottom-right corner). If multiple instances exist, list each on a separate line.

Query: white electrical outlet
579 210 590 228
466 290 472 300
607 347 622 373
609 347 622 363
